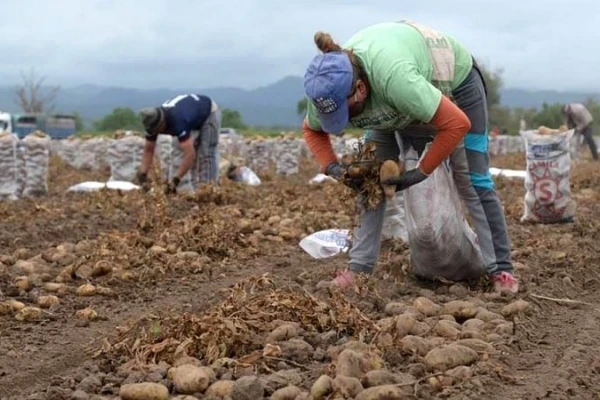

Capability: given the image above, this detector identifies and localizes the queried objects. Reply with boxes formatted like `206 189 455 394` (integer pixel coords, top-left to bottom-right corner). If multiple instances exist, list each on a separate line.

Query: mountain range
0 76 598 129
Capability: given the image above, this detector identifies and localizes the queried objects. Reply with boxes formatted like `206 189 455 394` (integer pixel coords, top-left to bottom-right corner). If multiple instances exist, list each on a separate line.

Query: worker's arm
175 135 196 179
140 136 157 175
302 117 338 174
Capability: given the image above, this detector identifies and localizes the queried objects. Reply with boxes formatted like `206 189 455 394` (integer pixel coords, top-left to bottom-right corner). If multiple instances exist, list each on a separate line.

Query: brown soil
0 153 599 400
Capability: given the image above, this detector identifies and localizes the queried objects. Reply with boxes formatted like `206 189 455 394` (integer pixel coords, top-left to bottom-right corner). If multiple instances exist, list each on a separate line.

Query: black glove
164 176 180 195
383 168 428 192
326 162 363 191
136 171 151 192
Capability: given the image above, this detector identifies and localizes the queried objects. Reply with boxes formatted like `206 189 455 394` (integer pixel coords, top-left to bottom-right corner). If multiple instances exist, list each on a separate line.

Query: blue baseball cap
304 52 353 135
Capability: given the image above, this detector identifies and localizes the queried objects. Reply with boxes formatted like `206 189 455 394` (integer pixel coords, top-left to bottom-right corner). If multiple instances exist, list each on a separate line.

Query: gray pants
348 67 513 276
192 108 222 186
579 124 598 160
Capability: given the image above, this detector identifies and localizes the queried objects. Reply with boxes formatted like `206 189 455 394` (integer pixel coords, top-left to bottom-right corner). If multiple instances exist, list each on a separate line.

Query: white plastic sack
22 133 50 197
238 166 261 186
520 129 576 224
309 173 337 184
68 181 140 193
381 192 408 242
402 144 484 281
299 229 351 259
0 133 21 201
108 135 144 182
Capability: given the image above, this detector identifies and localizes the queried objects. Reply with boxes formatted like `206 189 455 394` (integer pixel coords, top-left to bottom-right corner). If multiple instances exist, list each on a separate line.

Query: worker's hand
164 177 180 195
382 168 428 192
326 162 363 191
136 171 151 192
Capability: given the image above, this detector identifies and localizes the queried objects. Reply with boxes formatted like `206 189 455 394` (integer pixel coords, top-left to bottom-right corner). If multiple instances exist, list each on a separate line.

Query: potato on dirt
119 382 169 400
270 385 302 400
442 301 478 320
0 302 12 315
332 375 364 398
37 295 59 309
413 297 441 316
355 384 408 400
394 313 417 338
75 307 98 321
205 380 234 398
169 364 211 393
456 338 494 353
14 306 42 322
400 335 433 356
424 344 479 371
336 349 365 378
501 300 531 317
434 320 461 339
311 375 333 399
266 323 299 343
43 282 67 293
384 302 407 316
76 283 97 296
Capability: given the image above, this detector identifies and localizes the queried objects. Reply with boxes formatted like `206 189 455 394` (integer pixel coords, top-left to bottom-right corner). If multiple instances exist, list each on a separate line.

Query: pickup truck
11 113 77 139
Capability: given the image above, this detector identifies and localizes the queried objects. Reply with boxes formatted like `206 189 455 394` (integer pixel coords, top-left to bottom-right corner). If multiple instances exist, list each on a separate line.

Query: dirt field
1 152 599 400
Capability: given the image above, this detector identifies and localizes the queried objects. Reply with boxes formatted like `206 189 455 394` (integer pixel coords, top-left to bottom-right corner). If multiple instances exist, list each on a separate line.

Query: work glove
326 162 363 191
164 176 180 195
136 171 151 192
382 168 428 192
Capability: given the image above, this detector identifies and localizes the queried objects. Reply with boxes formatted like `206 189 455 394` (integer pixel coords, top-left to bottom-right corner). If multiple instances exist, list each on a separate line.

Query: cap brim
318 100 349 135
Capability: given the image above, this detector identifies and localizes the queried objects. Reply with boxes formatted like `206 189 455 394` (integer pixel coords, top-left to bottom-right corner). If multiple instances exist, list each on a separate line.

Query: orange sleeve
302 118 337 172
419 96 471 175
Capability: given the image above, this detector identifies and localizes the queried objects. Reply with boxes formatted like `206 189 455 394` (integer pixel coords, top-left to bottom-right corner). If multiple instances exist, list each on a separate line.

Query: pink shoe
316 269 356 289
491 271 519 294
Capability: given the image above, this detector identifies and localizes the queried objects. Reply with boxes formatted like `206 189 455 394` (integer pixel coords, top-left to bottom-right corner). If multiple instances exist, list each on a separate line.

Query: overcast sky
1 0 597 92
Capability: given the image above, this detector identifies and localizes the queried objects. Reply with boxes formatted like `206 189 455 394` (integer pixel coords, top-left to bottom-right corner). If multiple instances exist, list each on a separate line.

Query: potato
494 322 514 336
0 302 12 315
434 320 461 339
311 375 333 400
43 282 67 294
205 380 234 398
280 339 314 362
75 307 98 321
355 384 407 400
336 349 364 378
14 306 42 322
361 370 399 387
394 313 416 338
456 338 494 353
442 301 477 320
462 318 485 330
475 308 504 323
13 276 31 291
271 385 302 400
13 260 37 275
409 321 430 336
424 344 479 371
379 160 403 198
400 335 433 356
501 300 531 317
8 300 25 311
169 364 210 394
413 297 440 317
332 375 363 399
266 323 299 344
446 366 473 380
263 343 282 357
37 295 60 309
384 302 407 316
460 330 485 340
119 382 169 400
76 283 96 296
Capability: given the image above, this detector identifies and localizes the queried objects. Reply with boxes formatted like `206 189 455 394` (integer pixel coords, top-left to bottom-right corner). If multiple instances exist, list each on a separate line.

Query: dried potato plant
98 275 376 365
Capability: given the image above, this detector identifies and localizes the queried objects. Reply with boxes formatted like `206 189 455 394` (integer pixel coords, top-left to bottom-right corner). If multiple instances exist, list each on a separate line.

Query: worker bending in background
562 103 598 160
137 94 222 194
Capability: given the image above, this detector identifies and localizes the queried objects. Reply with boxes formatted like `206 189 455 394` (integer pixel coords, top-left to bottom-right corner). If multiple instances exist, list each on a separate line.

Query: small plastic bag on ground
299 229 351 259
402 142 484 282
22 132 50 197
519 129 576 224
381 192 408 242
0 133 21 201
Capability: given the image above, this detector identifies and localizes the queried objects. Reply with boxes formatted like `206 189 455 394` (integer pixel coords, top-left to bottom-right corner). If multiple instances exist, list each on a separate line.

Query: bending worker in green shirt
302 20 518 294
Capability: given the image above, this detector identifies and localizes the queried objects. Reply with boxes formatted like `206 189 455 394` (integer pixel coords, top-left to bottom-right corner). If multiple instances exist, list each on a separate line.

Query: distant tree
530 102 565 128
221 108 247 129
72 112 85 131
475 60 504 107
297 97 308 116
93 107 143 131
15 68 60 113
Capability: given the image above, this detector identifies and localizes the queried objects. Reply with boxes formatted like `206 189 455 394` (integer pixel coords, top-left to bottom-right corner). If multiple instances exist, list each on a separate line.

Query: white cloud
0 0 598 91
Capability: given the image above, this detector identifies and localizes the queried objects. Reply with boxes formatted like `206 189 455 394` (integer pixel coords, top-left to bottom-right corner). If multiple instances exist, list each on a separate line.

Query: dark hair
314 31 368 87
